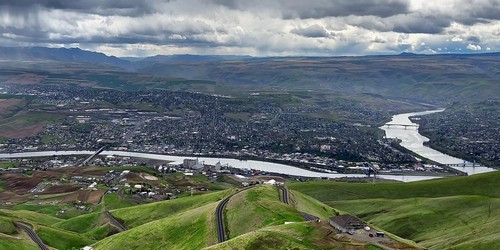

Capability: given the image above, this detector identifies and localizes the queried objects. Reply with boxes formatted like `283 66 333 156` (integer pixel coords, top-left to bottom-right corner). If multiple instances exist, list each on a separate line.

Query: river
381 109 495 175
0 150 439 182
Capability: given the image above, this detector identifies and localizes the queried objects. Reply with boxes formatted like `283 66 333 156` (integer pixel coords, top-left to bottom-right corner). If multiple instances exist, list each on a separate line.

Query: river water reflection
0 150 439 182
381 109 495 175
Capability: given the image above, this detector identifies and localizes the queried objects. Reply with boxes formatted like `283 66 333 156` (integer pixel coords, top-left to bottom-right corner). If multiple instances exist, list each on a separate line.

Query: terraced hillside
289 172 500 250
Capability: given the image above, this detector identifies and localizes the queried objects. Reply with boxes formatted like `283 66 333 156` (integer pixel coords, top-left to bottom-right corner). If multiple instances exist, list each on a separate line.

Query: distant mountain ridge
1 46 499 104
140 54 252 62
0 46 130 68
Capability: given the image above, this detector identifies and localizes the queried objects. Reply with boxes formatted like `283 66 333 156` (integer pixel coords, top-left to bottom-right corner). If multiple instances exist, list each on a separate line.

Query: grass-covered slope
0 209 63 225
206 222 336 250
332 195 500 250
103 193 137 210
53 212 117 240
288 171 500 201
0 234 38 250
93 202 219 250
289 171 500 250
207 221 416 250
288 190 337 220
0 216 17 234
36 225 95 250
225 185 304 239
110 189 233 228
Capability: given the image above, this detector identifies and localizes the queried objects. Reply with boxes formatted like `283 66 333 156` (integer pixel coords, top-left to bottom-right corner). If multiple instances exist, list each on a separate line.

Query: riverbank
0 150 441 182
381 109 496 175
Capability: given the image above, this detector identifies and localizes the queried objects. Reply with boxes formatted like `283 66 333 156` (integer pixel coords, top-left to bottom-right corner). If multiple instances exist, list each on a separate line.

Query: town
0 83 457 176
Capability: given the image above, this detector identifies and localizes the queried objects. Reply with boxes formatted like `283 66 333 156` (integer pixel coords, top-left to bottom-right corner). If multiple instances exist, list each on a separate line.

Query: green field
289 172 500 249
12 203 66 216
103 193 137 210
0 161 20 169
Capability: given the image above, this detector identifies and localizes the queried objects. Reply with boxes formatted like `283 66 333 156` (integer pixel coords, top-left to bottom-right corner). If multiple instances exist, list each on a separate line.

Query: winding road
14 221 49 250
103 210 127 232
278 186 289 204
216 186 254 243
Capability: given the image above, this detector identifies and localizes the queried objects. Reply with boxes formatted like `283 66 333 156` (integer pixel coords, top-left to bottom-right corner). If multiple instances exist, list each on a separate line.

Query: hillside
288 171 500 201
110 189 233 228
136 53 500 104
225 186 304 238
0 183 422 250
92 202 220 250
0 234 38 250
0 46 130 68
2 46 499 103
289 171 500 249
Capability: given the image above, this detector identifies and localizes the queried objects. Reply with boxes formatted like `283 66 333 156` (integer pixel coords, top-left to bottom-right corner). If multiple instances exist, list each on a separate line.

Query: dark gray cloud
347 14 452 34
0 0 498 56
280 0 409 19
291 25 330 38
212 0 409 18
392 15 451 34
0 0 158 16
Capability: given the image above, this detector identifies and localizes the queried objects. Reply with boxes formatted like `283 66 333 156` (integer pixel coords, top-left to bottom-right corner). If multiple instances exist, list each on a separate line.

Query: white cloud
467 43 482 50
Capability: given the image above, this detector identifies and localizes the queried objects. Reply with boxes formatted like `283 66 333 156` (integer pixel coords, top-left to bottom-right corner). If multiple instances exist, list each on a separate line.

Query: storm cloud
0 0 498 56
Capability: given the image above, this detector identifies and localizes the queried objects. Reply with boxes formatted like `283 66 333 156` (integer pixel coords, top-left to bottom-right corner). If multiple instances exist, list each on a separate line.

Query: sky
0 0 499 57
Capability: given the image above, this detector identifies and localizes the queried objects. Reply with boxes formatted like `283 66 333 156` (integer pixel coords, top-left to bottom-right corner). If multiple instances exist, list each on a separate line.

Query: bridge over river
384 123 419 129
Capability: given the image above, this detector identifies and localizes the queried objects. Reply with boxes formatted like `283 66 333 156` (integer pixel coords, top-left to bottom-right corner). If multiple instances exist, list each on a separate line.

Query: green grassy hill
0 216 17 234
0 183 425 250
0 209 63 225
289 171 500 249
225 186 304 239
53 212 117 240
288 189 337 220
36 225 95 250
0 234 38 250
288 171 500 201
110 189 233 228
206 222 348 250
92 202 219 250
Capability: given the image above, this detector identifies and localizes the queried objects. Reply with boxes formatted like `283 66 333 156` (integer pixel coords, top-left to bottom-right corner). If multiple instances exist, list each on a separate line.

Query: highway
103 210 127 232
14 221 49 250
216 186 254 243
278 186 289 204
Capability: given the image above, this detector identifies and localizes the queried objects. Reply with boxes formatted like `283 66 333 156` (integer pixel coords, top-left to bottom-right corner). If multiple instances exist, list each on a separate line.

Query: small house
329 214 366 233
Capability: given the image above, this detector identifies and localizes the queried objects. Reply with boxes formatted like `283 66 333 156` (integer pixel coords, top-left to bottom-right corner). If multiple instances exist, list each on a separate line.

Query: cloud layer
0 0 498 56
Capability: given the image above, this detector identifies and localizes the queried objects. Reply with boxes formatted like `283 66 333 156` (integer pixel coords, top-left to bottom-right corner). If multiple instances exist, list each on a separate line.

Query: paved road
103 210 127 232
14 221 49 250
216 186 254 243
300 212 320 222
278 186 289 204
